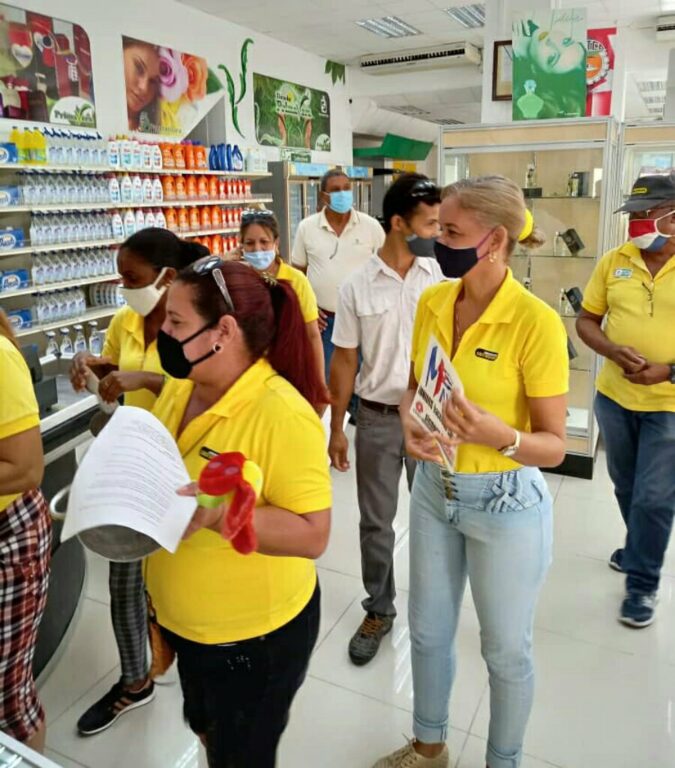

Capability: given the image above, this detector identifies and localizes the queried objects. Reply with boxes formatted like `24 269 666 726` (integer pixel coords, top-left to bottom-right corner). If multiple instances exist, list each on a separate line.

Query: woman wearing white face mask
68 227 206 737
225 208 326 399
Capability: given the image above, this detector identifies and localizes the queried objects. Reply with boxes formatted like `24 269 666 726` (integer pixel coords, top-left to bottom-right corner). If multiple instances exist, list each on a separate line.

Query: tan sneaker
372 740 449 768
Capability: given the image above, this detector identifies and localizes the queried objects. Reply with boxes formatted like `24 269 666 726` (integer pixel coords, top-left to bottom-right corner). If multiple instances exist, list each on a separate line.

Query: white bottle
30 216 41 246
144 209 156 229
155 209 167 229
152 176 163 203
141 142 153 171
109 176 121 204
88 321 102 355
120 138 133 169
45 331 58 357
151 143 162 170
59 329 73 356
73 324 87 353
132 140 142 170
123 209 136 238
142 176 153 203
135 208 145 231
120 174 133 204
132 175 143 204
111 211 125 240
108 137 120 169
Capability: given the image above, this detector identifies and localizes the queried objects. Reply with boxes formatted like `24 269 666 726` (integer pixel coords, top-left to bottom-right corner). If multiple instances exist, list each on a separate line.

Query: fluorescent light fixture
444 4 485 29
356 16 421 38
636 80 667 93
643 95 666 104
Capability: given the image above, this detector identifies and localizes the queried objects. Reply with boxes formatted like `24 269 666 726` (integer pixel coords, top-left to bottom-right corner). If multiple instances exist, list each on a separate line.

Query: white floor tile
309 594 488 733
470 628 675 768
39 598 119 725
83 551 110 606
280 676 468 768
315 566 360 646
457 735 562 768
44 749 88 768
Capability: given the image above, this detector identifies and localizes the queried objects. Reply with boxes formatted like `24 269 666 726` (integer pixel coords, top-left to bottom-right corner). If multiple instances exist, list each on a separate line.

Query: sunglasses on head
409 179 440 199
191 256 235 313
241 209 276 225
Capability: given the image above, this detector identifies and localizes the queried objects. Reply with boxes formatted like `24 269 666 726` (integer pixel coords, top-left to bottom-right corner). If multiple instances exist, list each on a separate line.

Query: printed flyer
0 3 95 126
253 72 331 151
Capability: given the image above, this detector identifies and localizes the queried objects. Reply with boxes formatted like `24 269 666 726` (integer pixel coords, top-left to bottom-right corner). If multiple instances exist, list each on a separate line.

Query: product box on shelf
0 186 21 207
0 227 25 250
7 308 33 330
0 143 18 165
0 268 30 291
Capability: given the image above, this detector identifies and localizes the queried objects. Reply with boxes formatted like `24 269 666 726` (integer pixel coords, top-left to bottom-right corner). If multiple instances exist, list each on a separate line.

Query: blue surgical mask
243 249 276 270
329 190 353 214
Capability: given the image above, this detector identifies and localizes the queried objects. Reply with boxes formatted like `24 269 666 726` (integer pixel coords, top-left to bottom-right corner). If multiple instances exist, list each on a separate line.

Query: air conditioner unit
359 42 481 75
656 15 675 41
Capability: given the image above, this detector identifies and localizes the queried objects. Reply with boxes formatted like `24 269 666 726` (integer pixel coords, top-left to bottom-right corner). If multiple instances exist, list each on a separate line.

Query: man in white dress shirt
329 174 444 665
292 169 385 385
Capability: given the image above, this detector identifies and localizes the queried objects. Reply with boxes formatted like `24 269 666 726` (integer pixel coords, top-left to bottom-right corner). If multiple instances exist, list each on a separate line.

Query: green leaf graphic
236 38 254 105
206 68 223 94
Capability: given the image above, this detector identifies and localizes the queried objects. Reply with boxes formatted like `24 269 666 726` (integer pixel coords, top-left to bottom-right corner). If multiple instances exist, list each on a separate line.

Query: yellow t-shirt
0 335 40 511
145 357 331 644
102 306 164 411
277 261 319 324
582 243 675 412
412 269 569 474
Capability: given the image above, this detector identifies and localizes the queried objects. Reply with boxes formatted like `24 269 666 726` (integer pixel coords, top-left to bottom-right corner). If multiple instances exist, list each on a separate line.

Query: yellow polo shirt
0 335 40 511
102 306 163 411
277 260 319 324
145 357 331 644
582 243 675 412
412 270 569 474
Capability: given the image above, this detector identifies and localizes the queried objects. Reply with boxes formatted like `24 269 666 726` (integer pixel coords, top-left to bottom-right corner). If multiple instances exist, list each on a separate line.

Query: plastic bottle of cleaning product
123 209 136 238
152 176 163 204
120 173 133 204
111 211 125 240
121 137 133 169
132 174 143 204
135 208 145 231
142 176 153 203
209 144 218 171
88 321 102 355
141 142 153 171
73 324 87 353
9 125 21 157
108 136 120 169
155 209 167 229
151 143 162 170
132 139 142 170
33 129 47 164
224 143 232 172
109 176 121 204
144 209 156 229
232 145 244 172
44 331 59 357
59 327 74 356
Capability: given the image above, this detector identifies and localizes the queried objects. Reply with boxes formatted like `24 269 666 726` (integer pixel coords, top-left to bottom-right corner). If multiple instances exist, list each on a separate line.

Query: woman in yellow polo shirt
145 257 331 767
374 176 568 768
225 208 325 394
69 228 205 737
0 310 51 752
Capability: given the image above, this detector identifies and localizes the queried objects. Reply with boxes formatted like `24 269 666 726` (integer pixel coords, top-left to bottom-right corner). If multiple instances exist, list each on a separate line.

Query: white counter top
40 376 97 434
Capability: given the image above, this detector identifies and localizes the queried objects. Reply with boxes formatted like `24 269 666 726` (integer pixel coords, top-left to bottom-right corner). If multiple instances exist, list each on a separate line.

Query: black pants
161 583 320 768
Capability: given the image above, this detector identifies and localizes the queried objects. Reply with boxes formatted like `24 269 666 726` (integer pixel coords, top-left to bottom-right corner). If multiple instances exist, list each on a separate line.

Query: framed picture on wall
492 40 513 101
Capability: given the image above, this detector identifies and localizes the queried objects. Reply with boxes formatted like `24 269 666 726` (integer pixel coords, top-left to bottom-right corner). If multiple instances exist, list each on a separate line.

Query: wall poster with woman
122 36 222 137
512 8 587 121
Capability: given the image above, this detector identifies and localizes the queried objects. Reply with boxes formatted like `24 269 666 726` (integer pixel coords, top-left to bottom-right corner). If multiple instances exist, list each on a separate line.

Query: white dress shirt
332 254 444 405
291 209 385 313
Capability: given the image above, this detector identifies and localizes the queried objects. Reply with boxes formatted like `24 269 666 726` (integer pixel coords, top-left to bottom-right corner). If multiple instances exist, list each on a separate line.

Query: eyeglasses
241 208 275 225
410 179 440 199
191 256 235 313
642 281 654 318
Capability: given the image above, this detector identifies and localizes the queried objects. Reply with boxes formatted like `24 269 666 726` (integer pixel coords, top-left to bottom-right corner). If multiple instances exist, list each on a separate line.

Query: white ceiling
178 0 673 124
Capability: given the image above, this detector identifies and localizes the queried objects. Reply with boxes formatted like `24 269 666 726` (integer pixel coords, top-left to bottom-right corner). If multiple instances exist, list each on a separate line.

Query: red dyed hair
178 261 329 408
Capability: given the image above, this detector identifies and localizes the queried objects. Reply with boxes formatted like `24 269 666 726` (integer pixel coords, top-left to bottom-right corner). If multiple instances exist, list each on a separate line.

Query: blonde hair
442 175 546 253
0 309 18 349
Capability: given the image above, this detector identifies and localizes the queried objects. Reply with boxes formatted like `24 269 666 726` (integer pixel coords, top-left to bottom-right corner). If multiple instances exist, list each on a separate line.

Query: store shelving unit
439 118 622 479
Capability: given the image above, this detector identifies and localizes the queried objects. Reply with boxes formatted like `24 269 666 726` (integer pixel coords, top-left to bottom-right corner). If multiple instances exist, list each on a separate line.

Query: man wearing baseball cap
576 172 675 628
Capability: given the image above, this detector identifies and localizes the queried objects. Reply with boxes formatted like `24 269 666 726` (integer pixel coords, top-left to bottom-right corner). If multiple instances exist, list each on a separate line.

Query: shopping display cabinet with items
440 118 621 478
620 121 675 205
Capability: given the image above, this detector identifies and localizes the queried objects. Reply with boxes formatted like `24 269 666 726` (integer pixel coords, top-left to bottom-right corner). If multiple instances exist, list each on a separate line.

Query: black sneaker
348 613 394 666
77 678 155 736
608 548 624 573
619 592 658 628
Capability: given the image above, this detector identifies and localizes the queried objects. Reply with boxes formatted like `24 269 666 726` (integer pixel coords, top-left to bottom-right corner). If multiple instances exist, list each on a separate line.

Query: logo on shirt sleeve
475 348 499 361
614 268 633 278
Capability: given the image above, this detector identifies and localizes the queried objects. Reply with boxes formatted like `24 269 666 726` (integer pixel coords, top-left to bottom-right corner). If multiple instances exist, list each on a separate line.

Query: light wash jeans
409 461 553 768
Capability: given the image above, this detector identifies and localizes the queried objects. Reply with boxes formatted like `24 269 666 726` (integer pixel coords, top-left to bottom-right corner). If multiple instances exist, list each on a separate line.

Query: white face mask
119 268 168 317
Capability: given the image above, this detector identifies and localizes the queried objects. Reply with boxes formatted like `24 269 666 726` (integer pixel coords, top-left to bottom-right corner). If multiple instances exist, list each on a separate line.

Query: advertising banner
586 27 616 117
253 73 331 151
512 8 587 121
0 2 95 126
122 36 222 137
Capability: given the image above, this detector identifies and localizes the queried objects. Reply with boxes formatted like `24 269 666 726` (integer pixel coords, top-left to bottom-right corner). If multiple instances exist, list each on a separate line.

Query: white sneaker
372 740 449 768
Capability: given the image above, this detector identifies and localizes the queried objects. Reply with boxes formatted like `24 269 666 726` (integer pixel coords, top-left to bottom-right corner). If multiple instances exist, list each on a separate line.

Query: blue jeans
323 311 359 419
594 392 675 595
409 462 553 768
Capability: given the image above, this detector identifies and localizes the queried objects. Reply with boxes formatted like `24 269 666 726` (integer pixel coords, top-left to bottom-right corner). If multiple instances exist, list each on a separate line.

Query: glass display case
440 118 621 478
620 121 675 203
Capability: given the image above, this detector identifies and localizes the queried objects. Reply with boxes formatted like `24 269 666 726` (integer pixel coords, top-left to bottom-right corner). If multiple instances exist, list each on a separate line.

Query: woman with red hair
146 257 332 767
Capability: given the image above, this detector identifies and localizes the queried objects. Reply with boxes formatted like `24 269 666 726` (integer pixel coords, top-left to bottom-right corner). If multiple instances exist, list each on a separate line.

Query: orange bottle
174 143 186 170
211 235 222 256
211 206 222 229
178 206 189 233
198 175 210 200
186 176 198 201
175 175 187 201
200 206 212 230
162 175 176 201
185 143 195 170
162 143 175 169
165 207 178 232
208 175 219 200
244 180 252 199
195 144 208 170
200 235 212 252
189 206 200 231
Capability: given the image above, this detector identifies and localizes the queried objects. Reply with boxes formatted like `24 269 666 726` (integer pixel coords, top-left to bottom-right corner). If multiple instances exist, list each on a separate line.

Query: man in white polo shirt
329 173 443 665
292 169 385 384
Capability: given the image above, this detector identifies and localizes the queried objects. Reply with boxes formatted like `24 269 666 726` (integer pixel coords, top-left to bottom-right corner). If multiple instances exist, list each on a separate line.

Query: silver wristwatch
499 429 521 458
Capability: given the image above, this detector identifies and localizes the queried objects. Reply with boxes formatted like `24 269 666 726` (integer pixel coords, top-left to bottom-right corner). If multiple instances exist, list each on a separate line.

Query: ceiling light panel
356 16 421 38
444 4 485 29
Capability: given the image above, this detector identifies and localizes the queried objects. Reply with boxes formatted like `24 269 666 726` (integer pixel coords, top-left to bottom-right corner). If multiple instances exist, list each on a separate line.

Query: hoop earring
213 343 222 353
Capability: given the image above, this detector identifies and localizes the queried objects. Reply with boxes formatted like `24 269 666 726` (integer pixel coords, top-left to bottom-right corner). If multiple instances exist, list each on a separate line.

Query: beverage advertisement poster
0 2 95 126
122 36 222 137
253 73 331 151
512 8 587 121
586 27 616 117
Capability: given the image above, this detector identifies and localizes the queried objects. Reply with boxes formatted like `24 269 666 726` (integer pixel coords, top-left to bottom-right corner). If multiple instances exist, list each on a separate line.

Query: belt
319 308 335 317
361 398 399 415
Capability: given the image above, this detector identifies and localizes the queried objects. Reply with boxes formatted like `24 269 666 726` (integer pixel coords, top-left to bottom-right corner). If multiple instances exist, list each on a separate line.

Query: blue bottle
232 145 244 172
225 143 233 172
209 144 218 171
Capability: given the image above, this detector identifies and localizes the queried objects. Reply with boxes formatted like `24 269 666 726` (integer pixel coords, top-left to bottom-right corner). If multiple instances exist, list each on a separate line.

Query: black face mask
405 234 438 257
433 230 494 279
157 325 216 379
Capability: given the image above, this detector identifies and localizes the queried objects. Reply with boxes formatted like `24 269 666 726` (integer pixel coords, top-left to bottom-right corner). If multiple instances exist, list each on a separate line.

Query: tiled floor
40 442 675 768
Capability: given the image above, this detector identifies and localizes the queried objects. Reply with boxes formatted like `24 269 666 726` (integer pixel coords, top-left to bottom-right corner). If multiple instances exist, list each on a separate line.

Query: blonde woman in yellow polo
374 176 569 768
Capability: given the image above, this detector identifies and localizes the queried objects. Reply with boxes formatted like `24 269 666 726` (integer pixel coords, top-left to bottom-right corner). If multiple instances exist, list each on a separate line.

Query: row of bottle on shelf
46 323 104 358
3 128 268 174
8 174 255 208
0 248 117 292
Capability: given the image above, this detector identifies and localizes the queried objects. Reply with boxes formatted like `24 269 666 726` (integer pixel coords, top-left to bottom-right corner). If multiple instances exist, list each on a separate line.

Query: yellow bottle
22 128 34 164
32 129 47 165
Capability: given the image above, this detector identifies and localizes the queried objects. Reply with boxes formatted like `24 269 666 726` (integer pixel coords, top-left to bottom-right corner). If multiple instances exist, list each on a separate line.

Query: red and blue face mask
628 209 675 252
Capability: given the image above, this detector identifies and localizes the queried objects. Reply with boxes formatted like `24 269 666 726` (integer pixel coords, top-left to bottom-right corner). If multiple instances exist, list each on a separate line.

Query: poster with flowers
122 36 222 137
